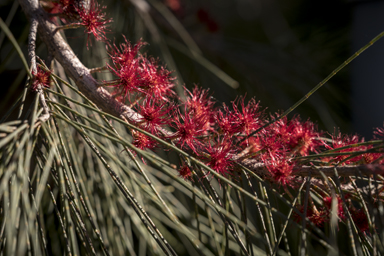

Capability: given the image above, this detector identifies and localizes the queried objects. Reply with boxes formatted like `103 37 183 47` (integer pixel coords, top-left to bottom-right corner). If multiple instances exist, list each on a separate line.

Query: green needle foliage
1 1 384 256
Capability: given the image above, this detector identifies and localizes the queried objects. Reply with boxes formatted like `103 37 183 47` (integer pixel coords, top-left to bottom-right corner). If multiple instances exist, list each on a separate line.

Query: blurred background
1 0 383 138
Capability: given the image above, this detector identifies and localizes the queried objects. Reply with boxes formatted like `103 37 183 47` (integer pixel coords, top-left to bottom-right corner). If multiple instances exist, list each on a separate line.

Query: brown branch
19 0 384 179
239 158 384 178
19 0 140 123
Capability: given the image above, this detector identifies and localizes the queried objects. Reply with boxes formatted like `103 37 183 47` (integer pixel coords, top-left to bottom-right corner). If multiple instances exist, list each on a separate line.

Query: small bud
31 66 51 92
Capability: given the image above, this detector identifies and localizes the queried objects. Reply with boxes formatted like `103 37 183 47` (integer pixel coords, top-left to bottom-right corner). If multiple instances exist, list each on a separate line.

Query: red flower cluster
323 131 384 165
294 195 369 233
36 0 383 242
106 38 175 102
238 114 323 184
103 37 384 183
37 1 384 185
203 139 234 176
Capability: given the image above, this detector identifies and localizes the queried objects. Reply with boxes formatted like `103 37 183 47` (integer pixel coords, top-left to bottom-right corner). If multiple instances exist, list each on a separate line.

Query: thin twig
27 16 50 122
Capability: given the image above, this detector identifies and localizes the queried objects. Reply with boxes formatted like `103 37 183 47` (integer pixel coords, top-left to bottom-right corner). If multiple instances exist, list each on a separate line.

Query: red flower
287 117 322 156
132 130 157 151
109 63 143 101
264 114 323 157
185 86 216 132
134 99 174 135
179 163 193 180
76 0 112 47
308 209 328 227
107 38 174 102
294 206 328 227
325 132 366 165
108 38 146 69
107 39 145 101
185 86 215 117
268 114 290 142
231 97 263 143
216 103 238 136
247 125 287 162
172 109 204 154
351 209 369 233
264 157 293 185
31 66 51 92
203 139 234 176
140 58 176 101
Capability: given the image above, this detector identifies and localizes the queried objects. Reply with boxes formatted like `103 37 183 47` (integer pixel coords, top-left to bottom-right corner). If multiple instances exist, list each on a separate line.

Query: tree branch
18 0 384 179
19 0 141 123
